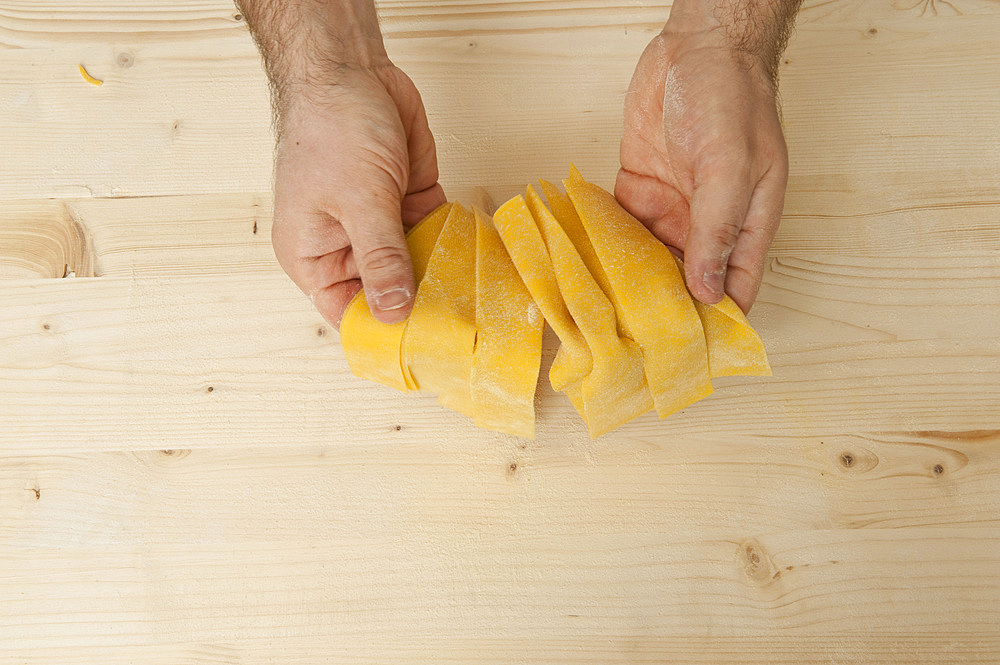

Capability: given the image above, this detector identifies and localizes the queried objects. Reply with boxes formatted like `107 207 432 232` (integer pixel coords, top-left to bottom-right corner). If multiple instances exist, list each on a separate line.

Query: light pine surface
2 0 1000 662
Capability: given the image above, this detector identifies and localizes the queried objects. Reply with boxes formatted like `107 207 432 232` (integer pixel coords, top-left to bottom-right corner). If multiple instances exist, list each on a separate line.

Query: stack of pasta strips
340 166 770 438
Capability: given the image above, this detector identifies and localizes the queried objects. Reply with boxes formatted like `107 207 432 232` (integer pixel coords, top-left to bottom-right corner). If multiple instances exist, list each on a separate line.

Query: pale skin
236 0 801 326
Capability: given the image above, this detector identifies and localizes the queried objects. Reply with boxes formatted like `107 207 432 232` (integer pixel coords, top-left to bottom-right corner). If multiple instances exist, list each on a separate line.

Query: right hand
271 63 446 328
615 29 788 314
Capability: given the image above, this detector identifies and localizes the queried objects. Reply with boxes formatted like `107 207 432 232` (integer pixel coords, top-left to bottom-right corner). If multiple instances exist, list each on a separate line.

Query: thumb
683 171 753 305
339 188 416 325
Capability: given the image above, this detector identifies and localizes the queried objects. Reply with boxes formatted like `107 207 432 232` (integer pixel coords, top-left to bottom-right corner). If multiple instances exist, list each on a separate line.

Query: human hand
271 64 445 327
236 0 445 327
615 9 794 313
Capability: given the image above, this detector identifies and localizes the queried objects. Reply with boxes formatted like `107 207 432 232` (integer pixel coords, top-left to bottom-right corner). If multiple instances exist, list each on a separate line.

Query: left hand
615 28 789 313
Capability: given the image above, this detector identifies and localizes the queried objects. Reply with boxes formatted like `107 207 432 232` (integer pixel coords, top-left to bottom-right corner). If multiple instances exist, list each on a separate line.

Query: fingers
271 183 416 328
401 183 447 228
377 66 446 228
683 165 754 305
338 187 416 325
614 167 690 250
724 162 788 313
270 207 358 328
400 86 441 198
311 278 363 328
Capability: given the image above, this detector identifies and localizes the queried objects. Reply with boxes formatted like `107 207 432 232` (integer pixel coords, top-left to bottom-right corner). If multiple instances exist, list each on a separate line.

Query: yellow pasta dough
471 208 544 438
563 166 714 419
493 194 591 396
401 203 477 417
337 166 770 439
524 186 652 437
539 179 633 340
544 177 768 379
688 271 772 378
339 202 452 391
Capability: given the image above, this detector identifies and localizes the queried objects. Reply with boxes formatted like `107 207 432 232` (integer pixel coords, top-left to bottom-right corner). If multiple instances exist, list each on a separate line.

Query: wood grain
0 266 998 454
1 0 1000 661
3 442 1000 656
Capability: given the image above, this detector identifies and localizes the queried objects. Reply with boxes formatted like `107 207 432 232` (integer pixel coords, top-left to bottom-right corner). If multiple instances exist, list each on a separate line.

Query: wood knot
739 538 778 585
116 52 135 69
834 446 878 474
157 449 191 461
5 203 97 278
506 460 519 480
932 463 945 476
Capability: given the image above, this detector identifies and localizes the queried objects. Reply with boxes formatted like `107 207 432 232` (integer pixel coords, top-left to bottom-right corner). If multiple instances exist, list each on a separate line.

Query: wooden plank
0 3 997 200
3 444 1000 643
0 266 998 453
0 195 276 279
4 434 1000 546
3 636 1000 665
2 186 997 283
1 529 998 655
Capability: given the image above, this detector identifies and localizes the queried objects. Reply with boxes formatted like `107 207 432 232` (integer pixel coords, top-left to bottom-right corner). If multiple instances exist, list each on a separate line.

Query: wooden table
2 0 999 662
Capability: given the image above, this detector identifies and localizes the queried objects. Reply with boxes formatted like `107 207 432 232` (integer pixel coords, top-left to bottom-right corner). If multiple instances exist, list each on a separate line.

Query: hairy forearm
235 0 387 113
666 0 802 81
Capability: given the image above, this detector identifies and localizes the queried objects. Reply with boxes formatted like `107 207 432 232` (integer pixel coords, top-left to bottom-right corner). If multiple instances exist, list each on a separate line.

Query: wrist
664 0 801 82
656 29 776 99
664 0 726 35
239 0 390 114
277 57 389 116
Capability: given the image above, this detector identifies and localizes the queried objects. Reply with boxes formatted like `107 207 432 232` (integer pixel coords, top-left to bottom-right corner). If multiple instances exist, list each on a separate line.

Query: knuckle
705 140 753 171
358 245 409 275
708 222 741 251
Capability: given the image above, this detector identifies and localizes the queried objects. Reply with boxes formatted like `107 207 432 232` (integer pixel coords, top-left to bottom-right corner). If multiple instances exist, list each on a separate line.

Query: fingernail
373 286 411 311
702 269 725 297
